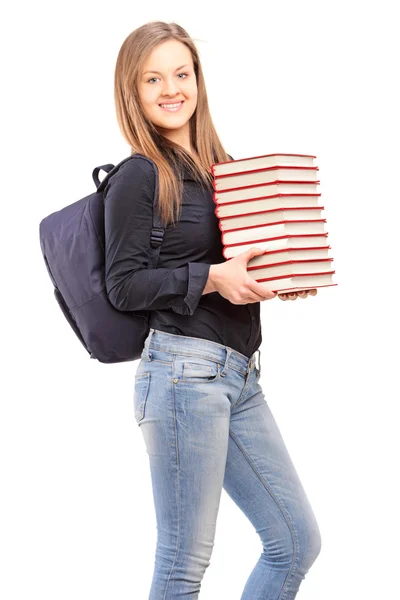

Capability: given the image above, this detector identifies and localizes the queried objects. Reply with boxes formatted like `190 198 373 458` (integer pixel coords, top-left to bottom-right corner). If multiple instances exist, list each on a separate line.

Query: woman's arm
104 157 211 315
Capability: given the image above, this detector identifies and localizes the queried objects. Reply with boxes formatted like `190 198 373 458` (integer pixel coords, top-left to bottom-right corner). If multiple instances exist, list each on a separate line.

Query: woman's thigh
133 346 232 552
224 371 322 571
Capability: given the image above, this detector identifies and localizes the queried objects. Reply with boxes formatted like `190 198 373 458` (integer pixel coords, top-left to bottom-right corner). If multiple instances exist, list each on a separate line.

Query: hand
278 289 318 301
210 247 277 304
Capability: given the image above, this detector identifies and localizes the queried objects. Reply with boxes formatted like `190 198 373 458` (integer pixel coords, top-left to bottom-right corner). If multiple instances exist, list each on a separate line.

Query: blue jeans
134 328 321 599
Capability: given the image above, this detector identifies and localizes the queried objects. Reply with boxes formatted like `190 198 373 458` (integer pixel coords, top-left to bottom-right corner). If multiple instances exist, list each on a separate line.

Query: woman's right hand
209 247 277 304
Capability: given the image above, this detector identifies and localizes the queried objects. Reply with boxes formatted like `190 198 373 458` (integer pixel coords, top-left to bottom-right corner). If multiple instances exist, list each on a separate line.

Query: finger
248 279 276 300
279 293 287 301
309 289 318 296
288 292 297 300
298 291 308 298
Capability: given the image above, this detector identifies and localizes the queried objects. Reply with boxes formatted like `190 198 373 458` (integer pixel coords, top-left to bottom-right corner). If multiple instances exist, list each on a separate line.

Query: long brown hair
114 21 231 227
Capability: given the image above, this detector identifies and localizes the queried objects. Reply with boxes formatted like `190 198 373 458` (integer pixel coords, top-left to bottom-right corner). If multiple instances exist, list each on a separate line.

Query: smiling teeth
160 102 182 108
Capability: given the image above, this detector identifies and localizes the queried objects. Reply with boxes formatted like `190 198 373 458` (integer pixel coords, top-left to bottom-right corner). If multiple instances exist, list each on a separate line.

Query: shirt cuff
172 262 211 316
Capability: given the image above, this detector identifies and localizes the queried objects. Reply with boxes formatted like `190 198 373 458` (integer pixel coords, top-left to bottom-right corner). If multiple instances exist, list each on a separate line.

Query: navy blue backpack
39 154 164 364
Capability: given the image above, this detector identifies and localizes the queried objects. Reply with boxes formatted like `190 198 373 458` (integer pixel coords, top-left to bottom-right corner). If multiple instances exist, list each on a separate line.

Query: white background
2 1 399 598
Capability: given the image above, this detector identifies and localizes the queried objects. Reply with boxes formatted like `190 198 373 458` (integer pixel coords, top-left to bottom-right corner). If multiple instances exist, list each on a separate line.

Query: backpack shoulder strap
92 163 115 188
96 154 165 269
94 156 137 191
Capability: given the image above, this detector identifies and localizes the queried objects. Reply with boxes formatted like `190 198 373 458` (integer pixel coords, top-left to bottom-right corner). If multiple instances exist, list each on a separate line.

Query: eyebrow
143 64 190 76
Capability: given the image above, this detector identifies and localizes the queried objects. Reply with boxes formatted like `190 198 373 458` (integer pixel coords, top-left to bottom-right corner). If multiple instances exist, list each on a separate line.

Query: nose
162 75 181 96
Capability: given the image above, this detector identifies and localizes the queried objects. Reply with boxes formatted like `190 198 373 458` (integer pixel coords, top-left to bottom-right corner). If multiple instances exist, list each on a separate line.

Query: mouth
159 101 185 112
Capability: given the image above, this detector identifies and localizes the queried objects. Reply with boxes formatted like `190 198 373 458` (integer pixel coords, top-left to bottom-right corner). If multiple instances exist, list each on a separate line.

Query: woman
104 20 321 600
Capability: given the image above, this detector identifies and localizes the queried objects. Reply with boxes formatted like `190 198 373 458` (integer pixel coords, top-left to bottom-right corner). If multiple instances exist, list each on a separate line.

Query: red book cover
213 166 319 192
220 219 327 245
245 245 331 261
210 152 317 177
221 233 330 259
214 192 322 217
258 271 337 293
210 153 338 292
247 257 334 274
213 180 321 205
218 206 325 232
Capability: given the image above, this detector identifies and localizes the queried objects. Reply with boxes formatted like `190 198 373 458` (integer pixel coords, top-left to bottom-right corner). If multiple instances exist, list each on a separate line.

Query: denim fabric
134 328 321 599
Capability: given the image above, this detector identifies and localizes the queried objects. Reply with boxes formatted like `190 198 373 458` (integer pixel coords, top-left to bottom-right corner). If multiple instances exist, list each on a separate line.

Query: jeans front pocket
178 356 221 384
133 371 150 424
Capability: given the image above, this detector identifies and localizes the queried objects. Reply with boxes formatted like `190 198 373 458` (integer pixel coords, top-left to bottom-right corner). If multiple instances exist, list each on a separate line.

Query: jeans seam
163 363 181 599
228 428 301 599
149 346 247 376
150 328 251 362
148 359 173 365
231 372 252 409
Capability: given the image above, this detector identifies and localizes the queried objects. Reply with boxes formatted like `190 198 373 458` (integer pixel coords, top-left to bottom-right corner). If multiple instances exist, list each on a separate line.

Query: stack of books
211 153 337 294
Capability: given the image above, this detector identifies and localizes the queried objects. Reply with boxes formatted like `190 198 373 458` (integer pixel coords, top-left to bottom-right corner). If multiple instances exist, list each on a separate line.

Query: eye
147 72 189 84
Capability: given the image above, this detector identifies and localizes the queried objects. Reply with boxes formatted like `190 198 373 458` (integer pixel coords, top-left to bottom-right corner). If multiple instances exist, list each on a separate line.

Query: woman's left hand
278 289 318 301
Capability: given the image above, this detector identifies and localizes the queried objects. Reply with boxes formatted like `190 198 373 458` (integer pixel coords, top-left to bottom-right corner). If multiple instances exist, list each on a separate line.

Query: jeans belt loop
220 347 232 378
144 328 154 351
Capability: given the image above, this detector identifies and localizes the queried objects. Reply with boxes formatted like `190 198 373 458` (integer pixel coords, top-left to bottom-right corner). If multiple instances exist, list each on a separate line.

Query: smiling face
138 39 198 151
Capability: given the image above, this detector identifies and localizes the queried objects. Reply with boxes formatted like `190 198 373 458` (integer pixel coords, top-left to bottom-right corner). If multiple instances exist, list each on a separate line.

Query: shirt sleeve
104 157 211 315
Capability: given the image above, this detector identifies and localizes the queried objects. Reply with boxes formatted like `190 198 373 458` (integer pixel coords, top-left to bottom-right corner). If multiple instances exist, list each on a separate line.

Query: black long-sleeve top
104 154 261 358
